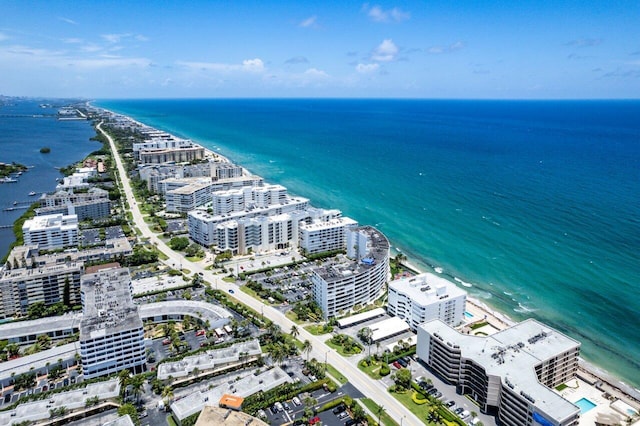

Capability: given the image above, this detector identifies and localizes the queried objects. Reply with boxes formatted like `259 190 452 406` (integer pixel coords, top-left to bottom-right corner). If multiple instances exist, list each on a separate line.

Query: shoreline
96 105 640 409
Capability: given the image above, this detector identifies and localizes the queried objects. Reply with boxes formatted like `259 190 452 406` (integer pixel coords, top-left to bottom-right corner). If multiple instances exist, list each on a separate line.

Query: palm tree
270 344 286 366
290 325 299 340
129 374 145 405
118 369 130 397
161 385 174 406
375 404 385 426
302 340 313 363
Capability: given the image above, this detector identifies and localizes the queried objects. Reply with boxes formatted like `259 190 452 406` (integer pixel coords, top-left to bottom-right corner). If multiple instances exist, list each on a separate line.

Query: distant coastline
94 101 640 404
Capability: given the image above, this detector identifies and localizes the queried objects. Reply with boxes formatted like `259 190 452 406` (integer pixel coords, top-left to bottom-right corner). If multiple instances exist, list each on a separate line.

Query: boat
0 177 17 183
29 191 36 196
13 201 17 205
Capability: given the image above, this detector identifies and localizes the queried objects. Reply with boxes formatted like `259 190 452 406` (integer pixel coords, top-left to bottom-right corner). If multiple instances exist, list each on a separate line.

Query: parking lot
105 225 125 239
262 381 364 426
80 229 101 246
165 219 187 234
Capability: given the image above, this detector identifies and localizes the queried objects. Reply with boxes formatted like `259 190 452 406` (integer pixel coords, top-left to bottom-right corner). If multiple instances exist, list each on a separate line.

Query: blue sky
1 0 639 99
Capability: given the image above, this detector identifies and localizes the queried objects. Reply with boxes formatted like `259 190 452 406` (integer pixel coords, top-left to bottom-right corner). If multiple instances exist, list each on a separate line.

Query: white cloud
242 58 265 72
303 68 329 79
177 58 266 74
363 4 410 23
0 43 151 70
58 17 77 25
299 15 318 28
62 38 83 44
81 44 103 53
372 39 398 62
428 41 465 54
135 35 150 42
356 63 379 73
0 32 10 42
102 33 130 43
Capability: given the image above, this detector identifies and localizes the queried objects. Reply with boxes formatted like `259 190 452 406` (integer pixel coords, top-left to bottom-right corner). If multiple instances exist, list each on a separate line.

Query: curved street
98 121 422 425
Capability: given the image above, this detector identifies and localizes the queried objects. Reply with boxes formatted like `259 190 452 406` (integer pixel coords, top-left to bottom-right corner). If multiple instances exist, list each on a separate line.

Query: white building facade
299 210 358 255
388 273 467 330
417 319 581 426
312 226 389 319
22 214 79 250
80 267 146 379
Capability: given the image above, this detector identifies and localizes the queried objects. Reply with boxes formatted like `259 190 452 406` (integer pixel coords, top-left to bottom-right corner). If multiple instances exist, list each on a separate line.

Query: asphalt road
99 121 424 425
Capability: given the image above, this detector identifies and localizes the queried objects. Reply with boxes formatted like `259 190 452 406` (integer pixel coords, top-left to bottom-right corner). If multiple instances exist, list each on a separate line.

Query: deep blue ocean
0 99 100 260
98 99 640 389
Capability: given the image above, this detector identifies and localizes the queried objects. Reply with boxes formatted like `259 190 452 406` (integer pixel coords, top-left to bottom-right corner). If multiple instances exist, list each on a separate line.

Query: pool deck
555 377 638 425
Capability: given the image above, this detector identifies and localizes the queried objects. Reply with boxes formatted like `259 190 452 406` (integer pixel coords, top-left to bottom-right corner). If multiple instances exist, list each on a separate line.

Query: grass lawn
222 276 236 283
304 324 332 335
285 310 303 324
325 364 348 385
358 359 386 380
390 390 431 425
325 338 363 357
186 255 204 262
166 414 178 426
361 398 400 426
157 251 169 260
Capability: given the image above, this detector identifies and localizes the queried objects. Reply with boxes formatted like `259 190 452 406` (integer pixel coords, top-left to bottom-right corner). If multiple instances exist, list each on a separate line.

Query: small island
40 147 51 154
0 161 27 178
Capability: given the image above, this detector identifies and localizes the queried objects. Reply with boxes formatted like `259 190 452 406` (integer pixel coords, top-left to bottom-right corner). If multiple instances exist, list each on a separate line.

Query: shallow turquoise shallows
96 99 640 389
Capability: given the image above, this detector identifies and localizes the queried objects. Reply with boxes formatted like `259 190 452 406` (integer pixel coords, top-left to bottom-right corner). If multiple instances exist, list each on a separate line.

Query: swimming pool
464 311 474 318
574 397 597 414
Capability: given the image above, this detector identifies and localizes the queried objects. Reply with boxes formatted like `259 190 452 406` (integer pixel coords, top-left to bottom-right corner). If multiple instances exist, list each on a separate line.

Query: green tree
117 403 140 426
290 325 299 340
302 339 313 363
393 368 412 390
63 276 71 307
37 334 52 350
118 369 130 397
161 385 174 405
129 374 145 404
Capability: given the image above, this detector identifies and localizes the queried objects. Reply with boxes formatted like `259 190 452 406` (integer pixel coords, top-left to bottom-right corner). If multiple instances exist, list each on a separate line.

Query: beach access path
97 121 424 425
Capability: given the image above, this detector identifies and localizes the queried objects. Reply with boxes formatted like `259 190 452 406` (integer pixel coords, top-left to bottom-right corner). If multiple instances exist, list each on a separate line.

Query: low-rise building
388 273 467 329
22 213 79 250
80 267 146 379
417 318 581 426
312 226 390 319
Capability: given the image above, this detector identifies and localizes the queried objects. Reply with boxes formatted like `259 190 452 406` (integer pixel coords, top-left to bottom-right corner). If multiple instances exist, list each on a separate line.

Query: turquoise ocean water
97 99 640 389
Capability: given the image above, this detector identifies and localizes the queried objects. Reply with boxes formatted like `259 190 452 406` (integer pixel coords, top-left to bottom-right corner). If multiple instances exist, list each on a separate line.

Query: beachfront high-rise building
79 267 146 379
165 181 214 213
312 226 390 319
299 209 358 255
22 213 79 250
388 273 467 329
188 190 309 248
0 247 83 318
417 319 581 426
214 211 309 255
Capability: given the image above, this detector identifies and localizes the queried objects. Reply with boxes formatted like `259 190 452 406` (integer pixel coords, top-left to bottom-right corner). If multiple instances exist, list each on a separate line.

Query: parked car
309 416 321 425
454 407 465 415
460 410 471 419
332 404 346 414
162 339 170 345
446 400 456 408
292 396 301 406
392 361 402 369
195 329 206 336
419 381 433 391
283 401 291 411
397 358 408 368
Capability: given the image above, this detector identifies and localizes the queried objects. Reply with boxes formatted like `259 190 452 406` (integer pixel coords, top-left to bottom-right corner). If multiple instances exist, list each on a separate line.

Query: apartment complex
22 213 79 250
0 259 83 318
312 226 390 318
36 188 111 221
299 211 358 255
165 180 214 213
417 319 581 426
388 273 467 329
188 191 309 248
80 267 146 379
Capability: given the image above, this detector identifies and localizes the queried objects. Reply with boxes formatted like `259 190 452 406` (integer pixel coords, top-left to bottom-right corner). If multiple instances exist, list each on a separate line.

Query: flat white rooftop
337 308 386 328
421 319 581 421
389 272 467 306
171 367 292 421
369 316 411 342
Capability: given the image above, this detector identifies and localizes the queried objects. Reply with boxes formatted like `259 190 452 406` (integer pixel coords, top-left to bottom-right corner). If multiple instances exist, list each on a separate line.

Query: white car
460 410 471 419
